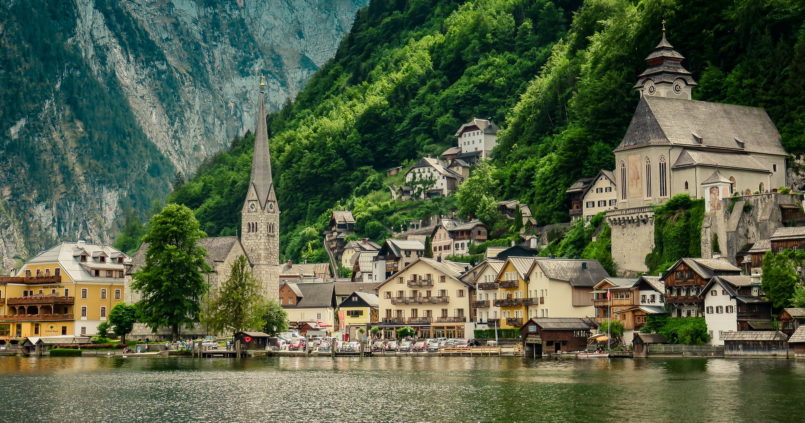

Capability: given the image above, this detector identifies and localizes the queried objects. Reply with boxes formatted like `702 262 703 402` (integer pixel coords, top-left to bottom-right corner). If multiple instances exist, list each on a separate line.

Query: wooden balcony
506 317 523 327
472 300 490 308
0 313 74 322
407 279 434 287
495 298 524 307
7 296 74 305
436 316 466 323
665 295 701 304
408 317 433 324
477 282 498 290
500 280 519 289
382 317 405 325
522 297 537 306
593 297 634 307
0 276 61 284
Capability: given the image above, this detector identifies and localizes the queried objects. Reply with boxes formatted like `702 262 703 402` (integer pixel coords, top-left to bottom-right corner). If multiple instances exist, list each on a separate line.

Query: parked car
348 341 361 352
398 341 412 352
454 339 470 348
427 339 441 352
289 339 305 351
371 341 385 352
412 341 427 352
384 340 398 351
318 341 331 352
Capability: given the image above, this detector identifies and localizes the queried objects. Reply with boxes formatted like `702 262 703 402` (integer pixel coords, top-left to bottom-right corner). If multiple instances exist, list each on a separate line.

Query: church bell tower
241 76 280 299
634 22 697 100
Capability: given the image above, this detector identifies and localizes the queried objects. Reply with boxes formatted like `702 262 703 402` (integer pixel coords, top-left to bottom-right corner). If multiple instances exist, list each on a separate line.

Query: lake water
1 356 803 422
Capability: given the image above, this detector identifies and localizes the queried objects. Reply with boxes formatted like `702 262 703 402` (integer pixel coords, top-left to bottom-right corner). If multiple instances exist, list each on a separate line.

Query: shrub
473 329 520 339
91 336 113 344
778 186 791 194
50 348 82 357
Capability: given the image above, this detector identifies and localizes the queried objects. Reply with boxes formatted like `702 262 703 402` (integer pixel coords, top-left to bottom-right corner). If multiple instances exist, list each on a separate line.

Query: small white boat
577 352 609 359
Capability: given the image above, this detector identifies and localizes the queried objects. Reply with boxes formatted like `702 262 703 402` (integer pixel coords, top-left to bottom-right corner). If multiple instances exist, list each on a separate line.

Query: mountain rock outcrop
0 0 366 271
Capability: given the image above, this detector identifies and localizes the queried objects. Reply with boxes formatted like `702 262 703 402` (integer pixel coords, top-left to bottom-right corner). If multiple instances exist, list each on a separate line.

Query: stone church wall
607 207 655 275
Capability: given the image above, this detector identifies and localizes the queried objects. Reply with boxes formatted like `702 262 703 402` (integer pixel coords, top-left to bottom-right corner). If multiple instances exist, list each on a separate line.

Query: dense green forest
165 0 805 262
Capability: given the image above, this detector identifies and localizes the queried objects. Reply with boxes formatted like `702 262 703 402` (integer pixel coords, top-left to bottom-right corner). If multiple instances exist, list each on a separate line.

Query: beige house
341 239 380 269
460 259 504 326
372 239 425 282
279 282 336 334
376 258 473 338
404 157 464 198
448 117 500 161
580 170 617 219
525 259 608 320
430 219 488 260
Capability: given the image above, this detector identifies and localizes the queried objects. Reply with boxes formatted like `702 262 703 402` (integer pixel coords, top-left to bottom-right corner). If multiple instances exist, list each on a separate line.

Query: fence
647 344 724 357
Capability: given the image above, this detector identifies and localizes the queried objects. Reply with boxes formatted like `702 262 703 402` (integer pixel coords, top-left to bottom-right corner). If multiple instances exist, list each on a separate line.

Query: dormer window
80 255 87 262
692 133 702 144
99 256 106 263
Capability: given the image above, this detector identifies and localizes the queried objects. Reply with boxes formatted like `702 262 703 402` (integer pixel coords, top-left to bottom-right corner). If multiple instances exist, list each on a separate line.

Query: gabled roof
344 239 381 252
672 150 769 173
770 227 805 241
25 242 130 281
531 259 610 287
783 308 805 318
409 157 464 180
633 333 667 344
701 275 758 299
594 277 637 290
282 282 335 308
500 257 537 280
789 326 805 344
442 146 462 156
722 331 787 342
338 291 379 308
377 257 471 290
197 237 242 266
381 239 425 258
637 276 664 293
565 177 595 194
485 246 507 260
331 210 355 225
454 118 500 137
460 259 505 284
333 282 382 297
701 170 734 185
449 159 470 168
616 96 784 156
662 258 741 281
749 239 771 253
493 246 538 261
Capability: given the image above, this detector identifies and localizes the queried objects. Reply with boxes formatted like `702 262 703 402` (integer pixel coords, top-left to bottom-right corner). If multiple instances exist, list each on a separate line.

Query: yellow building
337 291 379 340
495 257 537 329
0 241 131 342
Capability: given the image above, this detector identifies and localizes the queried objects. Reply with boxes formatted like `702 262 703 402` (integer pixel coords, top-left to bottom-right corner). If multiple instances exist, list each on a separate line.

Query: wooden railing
0 276 61 284
408 317 433 324
7 296 75 305
436 316 467 323
477 282 498 290
472 300 490 308
506 317 523 327
0 313 74 322
500 280 519 289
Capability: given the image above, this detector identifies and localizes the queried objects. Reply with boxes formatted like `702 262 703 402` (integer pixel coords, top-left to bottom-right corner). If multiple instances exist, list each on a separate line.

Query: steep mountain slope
169 0 804 261
0 0 366 270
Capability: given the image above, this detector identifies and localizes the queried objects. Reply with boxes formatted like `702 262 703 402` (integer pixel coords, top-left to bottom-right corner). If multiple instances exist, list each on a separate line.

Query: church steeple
241 76 280 300
249 75 276 209
634 22 697 100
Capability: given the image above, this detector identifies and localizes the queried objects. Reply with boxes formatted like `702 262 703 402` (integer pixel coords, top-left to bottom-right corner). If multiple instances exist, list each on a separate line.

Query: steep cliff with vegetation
166 0 804 261
0 0 366 270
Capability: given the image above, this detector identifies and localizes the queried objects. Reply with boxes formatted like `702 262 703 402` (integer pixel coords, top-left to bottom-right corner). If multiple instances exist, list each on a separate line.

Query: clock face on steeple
248 202 257 212
673 81 683 94
268 202 274 211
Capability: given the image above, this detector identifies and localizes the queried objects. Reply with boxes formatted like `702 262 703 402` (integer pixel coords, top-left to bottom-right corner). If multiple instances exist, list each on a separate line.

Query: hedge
50 348 82 357
474 329 520 339
54 343 127 349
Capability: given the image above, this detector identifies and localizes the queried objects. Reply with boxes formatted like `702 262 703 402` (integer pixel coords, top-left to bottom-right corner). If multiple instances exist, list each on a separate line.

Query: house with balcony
375 258 472 339
337 291 379 340
494 257 538 329
779 308 805 337
430 219 488 260
372 239 425 282
526 259 609 322
660 258 741 318
592 276 665 342
0 241 131 341
566 170 617 221
460 259 504 327
701 275 772 345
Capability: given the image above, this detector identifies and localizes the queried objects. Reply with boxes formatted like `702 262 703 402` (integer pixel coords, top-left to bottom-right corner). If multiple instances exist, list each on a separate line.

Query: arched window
658 156 667 197
759 183 765 193
729 177 736 194
620 161 627 200
684 181 689 190
645 158 652 197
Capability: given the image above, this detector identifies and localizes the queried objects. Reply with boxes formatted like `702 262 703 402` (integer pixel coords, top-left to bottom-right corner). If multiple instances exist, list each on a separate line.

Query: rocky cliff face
0 0 366 271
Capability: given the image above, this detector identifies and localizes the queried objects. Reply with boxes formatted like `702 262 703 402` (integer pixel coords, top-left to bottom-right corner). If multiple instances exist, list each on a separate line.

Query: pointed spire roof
633 25 697 89
250 76 275 208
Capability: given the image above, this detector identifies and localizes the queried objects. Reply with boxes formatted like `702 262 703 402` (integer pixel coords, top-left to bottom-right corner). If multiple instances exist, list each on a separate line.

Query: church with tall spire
241 76 281 299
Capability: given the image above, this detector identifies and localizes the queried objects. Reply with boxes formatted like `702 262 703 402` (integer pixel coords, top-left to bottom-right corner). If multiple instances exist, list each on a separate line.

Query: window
25 270 31 277
61 326 67 335
721 289 727 295
659 156 668 197
65 289 69 297
726 305 734 313
773 164 777 172
45 269 50 276
441 308 448 318
316 313 322 320
645 158 652 197
115 289 121 300
100 307 107 319
81 326 86 336
347 310 363 317
586 201 595 208
94 270 100 277
81 306 87 318
706 306 713 314
620 161 627 200
55 268 60 276
101 289 107 300
106 270 113 277
81 289 88 299
716 306 723 314
457 290 465 298
398 277 403 284
710 290 717 296
684 181 689 190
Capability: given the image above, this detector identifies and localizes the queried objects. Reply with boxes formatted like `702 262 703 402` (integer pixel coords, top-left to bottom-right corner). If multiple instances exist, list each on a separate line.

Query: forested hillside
166 0 805 261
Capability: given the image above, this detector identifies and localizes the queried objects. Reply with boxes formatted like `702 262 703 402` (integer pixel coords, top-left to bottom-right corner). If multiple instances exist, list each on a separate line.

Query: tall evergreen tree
133 203 211 340
205 255 265 335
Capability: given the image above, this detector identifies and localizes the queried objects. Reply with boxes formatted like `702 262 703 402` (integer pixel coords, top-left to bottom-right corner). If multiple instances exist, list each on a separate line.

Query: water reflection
0 356 803 422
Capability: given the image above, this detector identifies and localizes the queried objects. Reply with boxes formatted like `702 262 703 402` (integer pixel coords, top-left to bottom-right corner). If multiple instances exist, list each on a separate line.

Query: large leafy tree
133 204 211 340
108 303 137 344
761 250 803 309
205 255 265 335
261 300 289 336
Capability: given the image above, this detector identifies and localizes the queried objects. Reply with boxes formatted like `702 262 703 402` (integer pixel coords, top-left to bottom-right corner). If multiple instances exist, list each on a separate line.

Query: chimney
581 262 587 270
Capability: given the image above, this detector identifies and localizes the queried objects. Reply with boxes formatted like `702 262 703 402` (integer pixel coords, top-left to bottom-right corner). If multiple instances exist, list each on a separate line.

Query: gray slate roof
673 150 768 172
722 331 788 342
454 118 500 137
533 259 610 287
249 90 276 208
283 282 335 309
332 211 355 225
749 240 771 253
333 282 382 297
616 96 784 156
788 326 805 344
771 227 805 241
783 308 805 318
634 333 667 344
